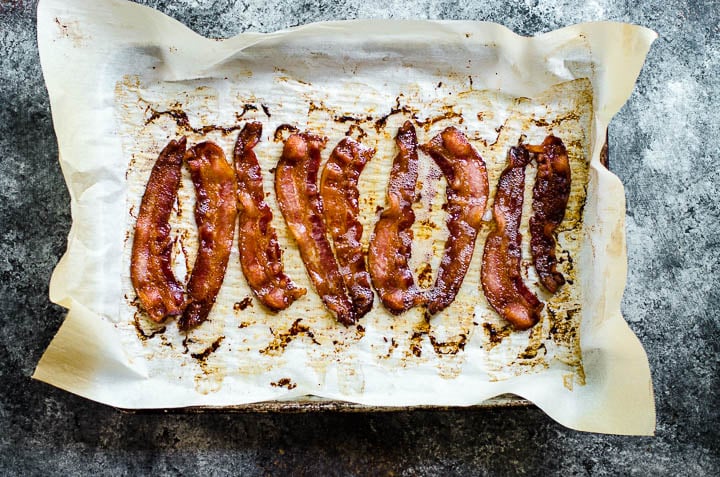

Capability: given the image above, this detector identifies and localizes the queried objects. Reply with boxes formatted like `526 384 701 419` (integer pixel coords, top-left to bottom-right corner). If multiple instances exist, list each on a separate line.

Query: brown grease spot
416 263 434 289
345 123 367 141
407 319 430 358
518 343 546 360
132 313 166 341
409 334 423 357
414 106 464 130
482 322 512 349
374 96 416 133
382 338 399 359
178 232 192 282
234 297 253 311
260 319 320 355
531 111 580 128
271 378 297 390
274 124 300 142
334 114 364 123
547 307 580 345
191 336 225 361
429 334 467 355
308 101 327 114
145 105 243 135
54 18 86 45
235 103 258 121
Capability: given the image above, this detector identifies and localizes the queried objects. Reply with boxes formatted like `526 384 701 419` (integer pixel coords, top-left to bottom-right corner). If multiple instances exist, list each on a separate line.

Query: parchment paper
33 0 657 435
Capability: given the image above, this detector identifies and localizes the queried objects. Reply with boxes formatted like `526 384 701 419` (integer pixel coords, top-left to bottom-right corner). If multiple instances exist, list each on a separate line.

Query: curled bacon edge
368 120 425 314
131 137 187 323
275 132 356 325
481 145 543 330
421 126 489 315
320 137 375 318
233 122 306 311
179 141 238 331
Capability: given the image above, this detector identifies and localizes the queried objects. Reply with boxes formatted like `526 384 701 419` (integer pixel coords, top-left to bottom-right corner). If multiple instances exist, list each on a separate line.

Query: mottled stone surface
0 0 718 475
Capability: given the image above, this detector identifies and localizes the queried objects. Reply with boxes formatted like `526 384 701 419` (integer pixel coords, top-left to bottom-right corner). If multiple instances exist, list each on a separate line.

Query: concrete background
1 0 717 475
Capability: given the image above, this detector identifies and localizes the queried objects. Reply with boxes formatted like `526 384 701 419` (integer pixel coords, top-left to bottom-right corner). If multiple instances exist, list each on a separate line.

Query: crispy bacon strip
233 122 306 311
368 121 424 314
131 137 187 322
481 146 543 330
275 132 355 325
526 135 571 293
421 127 489 315
179 142 238 331
320 137 375 318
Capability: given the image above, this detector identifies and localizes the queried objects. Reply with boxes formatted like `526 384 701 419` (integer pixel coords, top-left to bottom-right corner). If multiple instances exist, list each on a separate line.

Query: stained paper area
34 0 657 435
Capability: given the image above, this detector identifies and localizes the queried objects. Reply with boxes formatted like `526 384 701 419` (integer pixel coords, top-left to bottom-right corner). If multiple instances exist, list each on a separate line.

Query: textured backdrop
1 0 718 475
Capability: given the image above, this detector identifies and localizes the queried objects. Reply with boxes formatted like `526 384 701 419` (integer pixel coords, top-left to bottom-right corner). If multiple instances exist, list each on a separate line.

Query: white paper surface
34 0 657 435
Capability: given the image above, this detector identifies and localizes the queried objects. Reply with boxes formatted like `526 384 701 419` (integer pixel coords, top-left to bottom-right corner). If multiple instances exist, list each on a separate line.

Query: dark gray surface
1 0 718 475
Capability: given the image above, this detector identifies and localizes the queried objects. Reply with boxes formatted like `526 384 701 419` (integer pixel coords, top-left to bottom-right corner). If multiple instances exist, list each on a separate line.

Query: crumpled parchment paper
34 0 657 435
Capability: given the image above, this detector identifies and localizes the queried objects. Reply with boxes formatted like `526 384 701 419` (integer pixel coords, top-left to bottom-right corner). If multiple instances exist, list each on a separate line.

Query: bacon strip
368 121 424 314
527 135 571 293
481 146 543 330
275 133 355 325
233 122 306 311
131 137 187 322
179 142 238 331
320 137 375 318
421 127 489 315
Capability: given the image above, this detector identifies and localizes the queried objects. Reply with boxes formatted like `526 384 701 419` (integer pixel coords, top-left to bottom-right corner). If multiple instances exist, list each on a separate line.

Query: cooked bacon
275 132 355 325
368 121 424 314
320 137 375 318
526 135 571 293
131 137 187 322
421 127 489 315
179 142 238 331
233 122 306 311
481 146 543 330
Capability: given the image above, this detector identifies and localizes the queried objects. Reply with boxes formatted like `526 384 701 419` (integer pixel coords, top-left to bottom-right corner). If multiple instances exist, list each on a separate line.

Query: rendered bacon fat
233 122 306 311
481 146 543 330
421 127 489 315
275 132 355 325
179 142 238 331
527 135 571 293
320 137 375 318
131 137 187 322
368 121 424 314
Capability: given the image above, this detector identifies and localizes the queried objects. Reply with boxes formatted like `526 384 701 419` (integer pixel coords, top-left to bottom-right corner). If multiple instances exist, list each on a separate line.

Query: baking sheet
33 0 657 435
